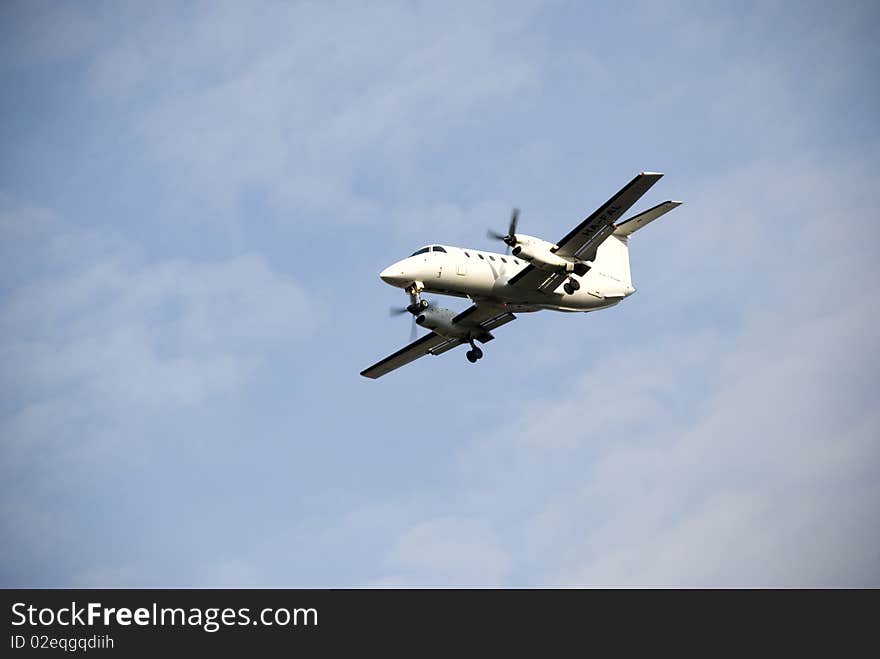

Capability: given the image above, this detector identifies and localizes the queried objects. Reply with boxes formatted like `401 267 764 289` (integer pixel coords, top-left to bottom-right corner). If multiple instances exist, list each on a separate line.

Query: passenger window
478 254 484 260
488 255 495 261
500 257 507 263
465 252 471 257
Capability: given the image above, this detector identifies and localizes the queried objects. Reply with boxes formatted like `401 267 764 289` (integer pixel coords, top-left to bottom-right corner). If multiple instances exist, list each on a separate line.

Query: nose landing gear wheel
406 298 431 314
466 350 478 363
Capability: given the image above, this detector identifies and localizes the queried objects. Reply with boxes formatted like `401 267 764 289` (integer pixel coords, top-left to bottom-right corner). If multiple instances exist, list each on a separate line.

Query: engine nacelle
415 306 466 339
511 234 591 274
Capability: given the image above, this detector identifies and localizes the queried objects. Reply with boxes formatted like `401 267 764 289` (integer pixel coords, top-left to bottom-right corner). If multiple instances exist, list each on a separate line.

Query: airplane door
457 262 467 276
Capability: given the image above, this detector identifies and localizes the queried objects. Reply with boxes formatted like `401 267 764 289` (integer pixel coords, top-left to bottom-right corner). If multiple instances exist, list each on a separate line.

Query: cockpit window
410 247 430 257
433 246 447 253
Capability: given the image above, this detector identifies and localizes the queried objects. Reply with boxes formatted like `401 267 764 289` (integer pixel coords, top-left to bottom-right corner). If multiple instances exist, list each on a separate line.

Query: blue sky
1 0 878 586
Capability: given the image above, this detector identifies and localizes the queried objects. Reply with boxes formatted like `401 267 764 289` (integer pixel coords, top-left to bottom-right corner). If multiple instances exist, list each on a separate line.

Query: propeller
389 299 433 341
389 305 418 341
487 208 519 254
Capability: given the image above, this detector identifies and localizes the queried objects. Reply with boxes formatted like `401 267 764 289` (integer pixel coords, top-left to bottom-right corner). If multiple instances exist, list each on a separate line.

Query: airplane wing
361 304 516 379
360 332 458 379
554 172 663 259
506 172 664 292
506 264 568 293
450 302 516 333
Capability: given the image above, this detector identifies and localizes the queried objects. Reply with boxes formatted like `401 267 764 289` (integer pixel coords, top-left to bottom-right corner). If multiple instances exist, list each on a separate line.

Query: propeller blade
509 208 519 237
410 317 418 342
389 306 409 316
488 208 520 249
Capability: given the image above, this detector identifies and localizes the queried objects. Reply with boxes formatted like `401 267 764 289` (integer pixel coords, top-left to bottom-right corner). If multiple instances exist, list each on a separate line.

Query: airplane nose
379 264 407 286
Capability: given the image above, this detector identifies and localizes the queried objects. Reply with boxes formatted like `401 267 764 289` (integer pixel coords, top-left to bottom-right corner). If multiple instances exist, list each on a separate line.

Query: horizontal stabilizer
613 201 682 237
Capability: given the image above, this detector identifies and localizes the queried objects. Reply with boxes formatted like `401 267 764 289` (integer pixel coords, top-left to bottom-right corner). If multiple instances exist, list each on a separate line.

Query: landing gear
564 277 580 295
465 342 484 364
404 282 428 314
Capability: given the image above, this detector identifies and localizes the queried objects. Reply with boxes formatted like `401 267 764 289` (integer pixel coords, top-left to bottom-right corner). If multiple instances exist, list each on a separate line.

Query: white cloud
381 516 512 587
195 558 266 588
0 199 319 586
77 2 543 224
530 302 879 586
0 202 316 454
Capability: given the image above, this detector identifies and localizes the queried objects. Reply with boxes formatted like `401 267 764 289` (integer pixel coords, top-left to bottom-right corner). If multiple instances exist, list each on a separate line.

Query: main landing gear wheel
466 344 484 364
564 278 580 295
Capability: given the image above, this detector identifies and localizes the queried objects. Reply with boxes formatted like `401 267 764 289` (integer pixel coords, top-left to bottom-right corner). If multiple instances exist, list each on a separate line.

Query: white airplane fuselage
379 239 636 313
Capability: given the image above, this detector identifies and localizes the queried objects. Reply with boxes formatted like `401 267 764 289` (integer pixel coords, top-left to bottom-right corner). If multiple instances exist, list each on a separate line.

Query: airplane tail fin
597 200 681 293
594 234 633 292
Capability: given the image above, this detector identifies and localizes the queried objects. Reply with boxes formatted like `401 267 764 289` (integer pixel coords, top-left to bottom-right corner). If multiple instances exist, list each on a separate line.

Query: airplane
361 172 681 379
